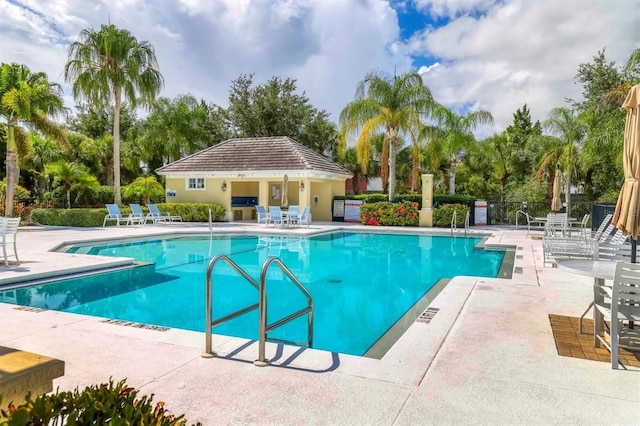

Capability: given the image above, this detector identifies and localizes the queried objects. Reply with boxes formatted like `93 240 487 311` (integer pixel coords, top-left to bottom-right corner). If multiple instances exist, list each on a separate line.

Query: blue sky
1 0 639 135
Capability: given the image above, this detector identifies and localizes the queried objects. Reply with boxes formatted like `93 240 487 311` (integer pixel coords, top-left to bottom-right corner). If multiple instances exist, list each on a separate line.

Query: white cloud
413 0 640 131
1 0 638 139
413 0 498 18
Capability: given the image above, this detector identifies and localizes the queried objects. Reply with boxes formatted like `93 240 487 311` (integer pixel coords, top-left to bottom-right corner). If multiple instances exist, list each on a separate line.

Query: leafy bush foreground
0 378 200 425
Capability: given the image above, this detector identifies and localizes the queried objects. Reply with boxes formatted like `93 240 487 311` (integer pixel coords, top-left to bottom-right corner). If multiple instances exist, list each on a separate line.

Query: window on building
187 178 205 190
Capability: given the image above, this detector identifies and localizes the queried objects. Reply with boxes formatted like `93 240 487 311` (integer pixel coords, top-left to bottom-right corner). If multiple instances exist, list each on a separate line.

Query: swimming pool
2 232 508 357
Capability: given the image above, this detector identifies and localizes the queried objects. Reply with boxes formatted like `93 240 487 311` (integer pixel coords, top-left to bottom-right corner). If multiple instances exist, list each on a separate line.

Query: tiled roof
155 136 352 177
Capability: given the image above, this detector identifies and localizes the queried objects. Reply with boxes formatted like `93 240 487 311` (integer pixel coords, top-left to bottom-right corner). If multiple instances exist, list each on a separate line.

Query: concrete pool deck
0 222 638 424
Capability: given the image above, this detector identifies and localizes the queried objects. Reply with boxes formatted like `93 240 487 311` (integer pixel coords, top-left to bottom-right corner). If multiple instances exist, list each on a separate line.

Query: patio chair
268 206 284 227
255 205 270 225
103 204 139 227
148 203 182 223
289 206 310 228
1 217 20 266
516 210 546 236
569 213 590 237
593 261 640 369
544 213 568 236
129 204 149 225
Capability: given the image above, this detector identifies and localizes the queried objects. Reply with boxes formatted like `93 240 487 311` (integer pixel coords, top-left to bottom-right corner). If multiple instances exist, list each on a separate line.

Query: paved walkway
0 223 638 425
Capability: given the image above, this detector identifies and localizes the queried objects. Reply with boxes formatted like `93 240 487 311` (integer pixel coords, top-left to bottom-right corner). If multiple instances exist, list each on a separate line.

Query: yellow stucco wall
164 176 347 222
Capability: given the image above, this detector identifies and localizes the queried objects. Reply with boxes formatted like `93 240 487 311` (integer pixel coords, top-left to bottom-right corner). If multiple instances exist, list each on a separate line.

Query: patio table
557 259 617 345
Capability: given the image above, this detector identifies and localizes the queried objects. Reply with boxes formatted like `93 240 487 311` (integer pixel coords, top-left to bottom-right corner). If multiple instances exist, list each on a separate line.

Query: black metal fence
486 202 591 225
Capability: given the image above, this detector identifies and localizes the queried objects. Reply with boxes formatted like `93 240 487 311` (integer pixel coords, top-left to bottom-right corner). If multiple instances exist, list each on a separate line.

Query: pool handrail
202 254 313 366
255 257 314 366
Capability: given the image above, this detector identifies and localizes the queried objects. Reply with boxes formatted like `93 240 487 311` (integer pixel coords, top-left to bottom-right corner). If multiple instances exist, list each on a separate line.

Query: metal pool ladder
451 210 470 235
202 255 314 367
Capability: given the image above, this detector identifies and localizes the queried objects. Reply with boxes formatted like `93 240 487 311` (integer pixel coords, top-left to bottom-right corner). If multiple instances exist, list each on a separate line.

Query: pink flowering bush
360 201 419 226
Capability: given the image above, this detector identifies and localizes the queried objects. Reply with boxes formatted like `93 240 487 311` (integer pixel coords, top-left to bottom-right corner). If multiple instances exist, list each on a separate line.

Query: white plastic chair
594 261 640 369
255 205 270 225
569 213 590 237
268 206 283 227
297 206 311 228
1 217 20 266
516 210 546 236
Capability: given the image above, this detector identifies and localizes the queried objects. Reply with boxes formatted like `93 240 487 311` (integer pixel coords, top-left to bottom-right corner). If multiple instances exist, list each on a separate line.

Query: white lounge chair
0 217 20 266
148 203 182 223
129 204 149 225
103 204 140 227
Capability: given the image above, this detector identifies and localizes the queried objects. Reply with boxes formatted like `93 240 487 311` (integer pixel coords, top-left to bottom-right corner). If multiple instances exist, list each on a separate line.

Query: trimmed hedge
31 208 107 227
336 193 475 210
360 201 419 226
432 203 471 227
30 203 226 227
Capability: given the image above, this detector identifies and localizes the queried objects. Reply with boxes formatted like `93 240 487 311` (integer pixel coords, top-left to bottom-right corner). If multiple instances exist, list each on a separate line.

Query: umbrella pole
632 238 637 263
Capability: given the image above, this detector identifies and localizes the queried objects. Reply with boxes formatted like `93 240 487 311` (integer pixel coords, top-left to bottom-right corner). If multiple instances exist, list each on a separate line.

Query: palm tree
0 63 67 215
25 133 63 205
535 107 587 214
123 176 164 205
339 70 435 201
137 94 207 164
46 160 98 208
421 106 494 195
64 24 163 206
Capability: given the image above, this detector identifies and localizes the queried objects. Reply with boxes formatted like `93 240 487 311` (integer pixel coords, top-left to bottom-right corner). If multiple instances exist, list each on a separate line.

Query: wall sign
344 199 363 223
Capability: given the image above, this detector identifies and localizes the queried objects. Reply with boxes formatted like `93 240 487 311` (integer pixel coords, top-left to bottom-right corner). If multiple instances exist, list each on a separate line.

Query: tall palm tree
421 106 494 195
64 24 163 206
0 63 67 215
535 107 587 214
339 70 435 201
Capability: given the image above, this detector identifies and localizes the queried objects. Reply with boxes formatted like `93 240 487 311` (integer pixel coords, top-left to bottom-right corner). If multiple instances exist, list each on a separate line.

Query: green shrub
31 203 227 227
156 203 226 222
336 193 474 210
0 378 198 425
360 201 419 226
31 208 107 226
393 193 422 204
433 203 470 227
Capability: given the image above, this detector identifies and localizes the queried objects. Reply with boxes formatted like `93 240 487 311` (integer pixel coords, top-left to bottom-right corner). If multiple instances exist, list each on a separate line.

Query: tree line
1 22 638 216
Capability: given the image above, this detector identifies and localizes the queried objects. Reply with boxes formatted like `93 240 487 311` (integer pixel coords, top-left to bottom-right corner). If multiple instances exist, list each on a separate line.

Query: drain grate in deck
416 307 440 324
14 306 45 313
517 246 523 250
516 255 523 260
100 319 169 331
514 266 523 274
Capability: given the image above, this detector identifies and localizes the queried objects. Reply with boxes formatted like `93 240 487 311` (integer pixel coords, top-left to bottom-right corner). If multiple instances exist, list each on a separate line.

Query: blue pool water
2 232 505 356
